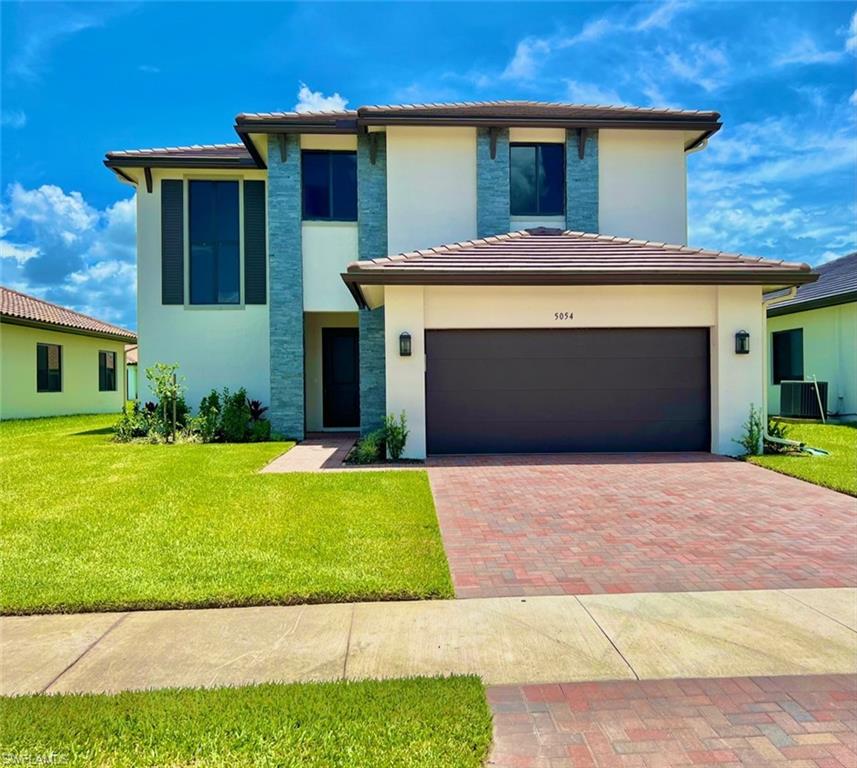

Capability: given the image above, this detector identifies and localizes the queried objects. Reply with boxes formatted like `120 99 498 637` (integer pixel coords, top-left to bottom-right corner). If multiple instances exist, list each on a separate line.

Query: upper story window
301 151 357 221
510 143 565 217
189 180 240 305
99 350 117 392
772 328 803 384
37 343 62 393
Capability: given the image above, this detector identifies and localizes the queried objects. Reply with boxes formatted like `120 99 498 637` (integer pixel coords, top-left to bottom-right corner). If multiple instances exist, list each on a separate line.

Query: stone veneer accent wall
357 133 387 434
476 128 510 238
267 134 305 439
566 129 599 233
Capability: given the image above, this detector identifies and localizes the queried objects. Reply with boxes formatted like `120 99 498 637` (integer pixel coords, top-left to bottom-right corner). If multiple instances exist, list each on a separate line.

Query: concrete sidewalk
2 588 855 697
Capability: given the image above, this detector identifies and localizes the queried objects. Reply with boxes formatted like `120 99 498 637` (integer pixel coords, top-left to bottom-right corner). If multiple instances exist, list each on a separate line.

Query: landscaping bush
249 419 272 443
384 411 409 460
192 389 223 442
113 401 152 442
222 388 252 443
351 429 385 464
765 418 794 454
734 403 763 456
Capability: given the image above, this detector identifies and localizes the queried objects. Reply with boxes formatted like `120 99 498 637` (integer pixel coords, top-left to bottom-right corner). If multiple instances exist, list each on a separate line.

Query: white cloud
635 0 688 31
7 13 100 82
0 241 40 264
850 89 857 107
664 43 729 92
0 110 27 129
564 79 624 105
294 82 349 113
774 35 843 67
846 10 857 55
0 184 137 328
502 38 551 81
138 64 160 74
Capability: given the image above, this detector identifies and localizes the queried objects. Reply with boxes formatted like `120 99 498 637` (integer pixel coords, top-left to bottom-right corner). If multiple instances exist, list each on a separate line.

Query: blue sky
1 1 855 329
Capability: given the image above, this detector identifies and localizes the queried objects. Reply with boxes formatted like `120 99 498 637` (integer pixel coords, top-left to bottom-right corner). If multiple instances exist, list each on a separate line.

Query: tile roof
768 252 857 316
105 143 255 167
342 228 816 305
0 286 137 341
125 344 138 364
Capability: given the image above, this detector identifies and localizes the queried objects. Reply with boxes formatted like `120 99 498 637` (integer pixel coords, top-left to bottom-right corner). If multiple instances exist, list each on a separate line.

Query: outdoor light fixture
735 330 750 355
399 331 412 357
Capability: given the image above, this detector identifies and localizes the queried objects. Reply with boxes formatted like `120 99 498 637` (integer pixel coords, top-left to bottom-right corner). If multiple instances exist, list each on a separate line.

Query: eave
767 290 857 318
1 316 137 344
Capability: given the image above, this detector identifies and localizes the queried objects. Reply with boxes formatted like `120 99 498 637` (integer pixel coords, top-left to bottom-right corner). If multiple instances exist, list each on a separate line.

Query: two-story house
105 101 815 458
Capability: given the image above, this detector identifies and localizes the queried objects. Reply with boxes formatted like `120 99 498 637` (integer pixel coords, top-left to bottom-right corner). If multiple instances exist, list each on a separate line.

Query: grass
0 415 452 615
0 676 492 768
749 421 857 496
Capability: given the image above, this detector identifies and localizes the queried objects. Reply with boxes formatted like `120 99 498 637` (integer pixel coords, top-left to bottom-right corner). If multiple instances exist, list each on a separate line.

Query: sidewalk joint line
779 589 857 635
41 613 129 693
342 604 356 679
574 596 639 681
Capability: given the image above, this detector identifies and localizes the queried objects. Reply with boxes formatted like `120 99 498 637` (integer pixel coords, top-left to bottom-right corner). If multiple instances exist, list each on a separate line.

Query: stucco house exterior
0 287 136 419
105 101 815 458
767 252 856 422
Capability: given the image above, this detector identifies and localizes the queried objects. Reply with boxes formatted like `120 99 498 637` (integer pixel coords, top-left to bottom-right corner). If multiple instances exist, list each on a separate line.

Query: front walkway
3 588 855 696
487 674 857 767
260 433 357 472
428 453 857 598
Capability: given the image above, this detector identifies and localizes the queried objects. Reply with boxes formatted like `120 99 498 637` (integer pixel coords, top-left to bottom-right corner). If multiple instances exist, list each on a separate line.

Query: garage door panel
428 386 709 423
426 328 710 454
428 356 709 391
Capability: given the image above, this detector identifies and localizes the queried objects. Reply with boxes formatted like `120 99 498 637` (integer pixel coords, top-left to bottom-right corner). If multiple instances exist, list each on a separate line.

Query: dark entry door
322 328 360 428
425 328 710 454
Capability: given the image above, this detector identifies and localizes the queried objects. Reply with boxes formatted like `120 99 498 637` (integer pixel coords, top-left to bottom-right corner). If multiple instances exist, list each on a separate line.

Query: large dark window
37 343 62 392
99 350 117 392
189 180 240 305
301 151 357 221
772 328 804 384
510 143 565 216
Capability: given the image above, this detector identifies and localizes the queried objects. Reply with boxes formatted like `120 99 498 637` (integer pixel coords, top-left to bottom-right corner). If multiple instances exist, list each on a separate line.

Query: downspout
760 288 828 455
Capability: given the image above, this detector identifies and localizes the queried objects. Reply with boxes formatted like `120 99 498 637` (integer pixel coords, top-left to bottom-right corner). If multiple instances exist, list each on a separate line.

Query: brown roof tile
342 228 816 306
105 142 255 167
0 286 137 341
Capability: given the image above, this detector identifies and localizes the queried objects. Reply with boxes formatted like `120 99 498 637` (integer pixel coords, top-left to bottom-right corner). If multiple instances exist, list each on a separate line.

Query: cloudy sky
1 1 855 330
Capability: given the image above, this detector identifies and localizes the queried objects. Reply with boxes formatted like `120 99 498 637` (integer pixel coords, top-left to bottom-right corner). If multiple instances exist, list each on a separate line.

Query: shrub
113 401 151 442
734 403 763 456
765 418 794 454
222 387 251 443
384 412 409 461
351 429 384 464
248 419 272 443
193 389 223 442
248 399 268 422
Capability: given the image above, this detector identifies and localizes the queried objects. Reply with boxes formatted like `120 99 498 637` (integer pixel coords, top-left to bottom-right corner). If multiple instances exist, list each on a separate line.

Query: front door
322 327 360 428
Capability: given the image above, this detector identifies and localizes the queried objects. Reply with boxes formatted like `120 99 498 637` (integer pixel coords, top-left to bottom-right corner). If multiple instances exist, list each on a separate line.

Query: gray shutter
243 180 267 304
160 179 184 304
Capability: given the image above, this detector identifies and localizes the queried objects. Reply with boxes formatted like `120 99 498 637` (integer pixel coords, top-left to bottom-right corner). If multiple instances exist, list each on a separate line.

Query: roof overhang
767 290 857 317
1 315 137 344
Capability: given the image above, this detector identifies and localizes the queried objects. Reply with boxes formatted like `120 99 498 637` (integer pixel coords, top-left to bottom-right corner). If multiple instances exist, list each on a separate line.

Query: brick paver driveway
487 674 857 767
427 453 857 598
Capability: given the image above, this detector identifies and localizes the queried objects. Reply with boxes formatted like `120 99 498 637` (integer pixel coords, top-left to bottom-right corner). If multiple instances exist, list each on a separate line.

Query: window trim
300 149 358 223
36 342 62 393
771 328 804 385
183 175 245 308
509 142 566 217
98 349 118 392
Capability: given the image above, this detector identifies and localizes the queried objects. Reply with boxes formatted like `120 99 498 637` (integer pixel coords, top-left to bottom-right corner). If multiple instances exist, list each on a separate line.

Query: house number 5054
554 312 574 320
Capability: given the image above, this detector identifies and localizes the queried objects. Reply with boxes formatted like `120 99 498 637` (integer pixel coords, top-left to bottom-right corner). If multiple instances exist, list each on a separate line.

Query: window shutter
243 180 267 304
161 180 184 304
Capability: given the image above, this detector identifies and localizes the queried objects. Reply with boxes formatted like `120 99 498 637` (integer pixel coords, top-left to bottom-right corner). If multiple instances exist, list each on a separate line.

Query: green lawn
0 676 492 768
750 422 857 496
0 415 452 615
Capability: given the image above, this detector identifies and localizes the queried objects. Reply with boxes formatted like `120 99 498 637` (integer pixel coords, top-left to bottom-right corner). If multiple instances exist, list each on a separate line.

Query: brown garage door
425 328 710 454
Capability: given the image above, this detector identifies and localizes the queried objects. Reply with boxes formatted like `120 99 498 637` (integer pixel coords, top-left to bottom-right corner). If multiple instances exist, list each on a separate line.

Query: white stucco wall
302 222 358 311
384 284 763 458
386 126 477 254
304 311 359 431
598 130 688 245
134 167 271 410
767 302 857 419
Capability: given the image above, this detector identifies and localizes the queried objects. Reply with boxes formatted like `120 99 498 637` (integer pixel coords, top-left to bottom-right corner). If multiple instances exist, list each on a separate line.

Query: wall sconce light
399 331 412 357
735 330 750 355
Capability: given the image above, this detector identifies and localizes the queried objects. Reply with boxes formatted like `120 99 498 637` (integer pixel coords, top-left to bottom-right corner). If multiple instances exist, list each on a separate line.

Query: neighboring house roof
107 100 722 175
341 228 817 308
767 252 857 317
0 286 137 342
125 344 138 365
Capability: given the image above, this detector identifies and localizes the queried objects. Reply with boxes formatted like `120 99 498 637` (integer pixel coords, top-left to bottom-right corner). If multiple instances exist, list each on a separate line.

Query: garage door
425 328 710 454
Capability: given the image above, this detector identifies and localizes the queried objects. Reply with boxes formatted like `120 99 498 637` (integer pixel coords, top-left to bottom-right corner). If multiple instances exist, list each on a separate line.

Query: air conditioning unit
780 381 828 419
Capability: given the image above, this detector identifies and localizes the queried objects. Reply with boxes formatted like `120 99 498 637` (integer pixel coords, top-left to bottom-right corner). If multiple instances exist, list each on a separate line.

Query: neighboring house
767 252 856 421
105 101 815 458
0 287 136 419
125 344 138 401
